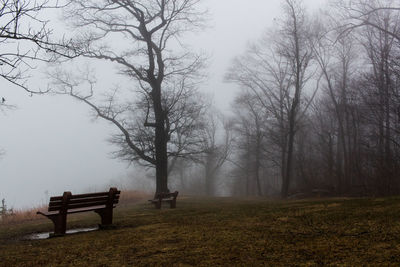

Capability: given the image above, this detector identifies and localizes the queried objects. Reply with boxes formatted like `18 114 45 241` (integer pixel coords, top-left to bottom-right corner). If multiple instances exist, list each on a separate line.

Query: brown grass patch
0 205 47 226
2 197 399 266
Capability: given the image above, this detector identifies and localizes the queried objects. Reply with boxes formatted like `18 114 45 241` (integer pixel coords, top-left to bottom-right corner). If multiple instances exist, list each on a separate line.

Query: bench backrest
154 191 178 200
47 188 120 212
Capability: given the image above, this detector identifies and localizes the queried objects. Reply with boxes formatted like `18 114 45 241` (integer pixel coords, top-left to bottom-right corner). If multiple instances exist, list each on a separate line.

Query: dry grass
0 205 47 226
1 196 400 266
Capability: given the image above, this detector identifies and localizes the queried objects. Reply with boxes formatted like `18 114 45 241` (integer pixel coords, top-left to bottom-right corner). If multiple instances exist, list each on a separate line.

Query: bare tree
195 110 232 196
227 0 316 198
277 0 317 198
230 91 266 196
225 0 400 197
358 6 400 194
335 0 400 41
312 17 361 193
297 0 400 196
0 0 73 94
51 0 206 194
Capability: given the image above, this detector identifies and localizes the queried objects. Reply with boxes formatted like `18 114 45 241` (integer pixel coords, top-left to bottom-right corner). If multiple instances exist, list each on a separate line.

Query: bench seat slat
70 191 120 199
69 196 110 204
49 196 63 201
67 201 109 210
148 198 174 202
49 191 120 202
37 210 60 217
39 204 119 217
66 205 107 214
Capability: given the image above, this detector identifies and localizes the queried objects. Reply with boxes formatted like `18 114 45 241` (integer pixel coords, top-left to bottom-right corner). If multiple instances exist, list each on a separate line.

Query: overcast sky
0 0 326 209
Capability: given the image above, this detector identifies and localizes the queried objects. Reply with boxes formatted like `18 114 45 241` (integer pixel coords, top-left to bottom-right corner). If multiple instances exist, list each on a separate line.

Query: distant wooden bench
37 187 120 236
148 191 178 209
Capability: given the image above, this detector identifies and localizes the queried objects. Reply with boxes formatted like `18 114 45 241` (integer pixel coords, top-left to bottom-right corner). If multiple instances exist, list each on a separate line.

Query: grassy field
1 195 400 266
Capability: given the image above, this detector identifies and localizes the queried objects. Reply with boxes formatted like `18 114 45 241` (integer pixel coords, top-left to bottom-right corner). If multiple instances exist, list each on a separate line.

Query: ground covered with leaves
1 196 400 266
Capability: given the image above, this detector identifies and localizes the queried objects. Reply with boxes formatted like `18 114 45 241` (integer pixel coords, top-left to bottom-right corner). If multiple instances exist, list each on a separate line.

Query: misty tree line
2 0 400 198
224 0 400 198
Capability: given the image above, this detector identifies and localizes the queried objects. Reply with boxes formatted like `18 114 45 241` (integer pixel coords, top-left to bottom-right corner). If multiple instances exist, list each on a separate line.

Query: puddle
26 227 98 240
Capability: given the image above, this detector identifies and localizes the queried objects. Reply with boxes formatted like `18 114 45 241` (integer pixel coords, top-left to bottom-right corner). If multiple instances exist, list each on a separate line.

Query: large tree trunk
280 128 288 197
205 171 214 196
282 127 294 198
153 85 170 195
255 133 262 196
155 129 169 194
246 145 251 196
282 100 298 198
205 155 215 196
327 133 334 187
336 130 344 194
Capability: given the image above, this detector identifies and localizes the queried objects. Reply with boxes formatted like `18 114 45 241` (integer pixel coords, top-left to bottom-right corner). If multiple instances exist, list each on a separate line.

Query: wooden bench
37 187 120 236
148 191 178 209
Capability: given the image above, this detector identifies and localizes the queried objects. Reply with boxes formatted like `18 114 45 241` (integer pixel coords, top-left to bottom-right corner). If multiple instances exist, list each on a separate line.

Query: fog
0 0 326 209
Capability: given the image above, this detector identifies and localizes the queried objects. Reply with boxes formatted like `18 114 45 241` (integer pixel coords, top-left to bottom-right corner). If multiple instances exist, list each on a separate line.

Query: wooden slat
49 200 62 206
70 192 108 199
50 196 63 201
37 210 60 217
67 205 106 214
50 191 120 201
66 201 108 210
150 199 173 202
154 191 178 199
50 192 118 200
69 191 118 199
67 205 117 214
68 196 109 204
48 206 63 212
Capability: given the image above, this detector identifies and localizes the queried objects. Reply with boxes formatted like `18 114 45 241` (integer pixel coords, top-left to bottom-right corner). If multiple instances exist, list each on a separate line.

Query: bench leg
49 214 67 237
155 200 161 209
170 199 176 209
95 209 113 226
